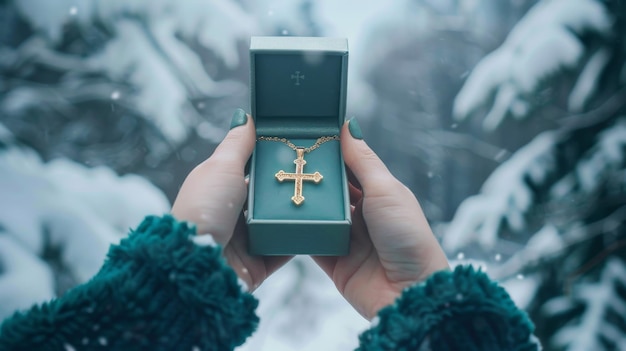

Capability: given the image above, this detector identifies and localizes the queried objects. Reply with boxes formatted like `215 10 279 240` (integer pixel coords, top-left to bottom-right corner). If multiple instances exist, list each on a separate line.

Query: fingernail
230 108 248 129
348 117 363 140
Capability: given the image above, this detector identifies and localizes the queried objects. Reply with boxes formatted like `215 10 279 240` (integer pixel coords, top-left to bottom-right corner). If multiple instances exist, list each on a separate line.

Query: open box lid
250 36 348 138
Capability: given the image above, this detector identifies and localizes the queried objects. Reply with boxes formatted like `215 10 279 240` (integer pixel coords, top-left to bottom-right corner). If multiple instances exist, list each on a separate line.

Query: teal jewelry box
247 36 351 255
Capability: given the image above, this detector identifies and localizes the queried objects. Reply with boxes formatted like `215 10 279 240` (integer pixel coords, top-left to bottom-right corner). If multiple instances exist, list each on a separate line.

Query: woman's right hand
314 117 449 320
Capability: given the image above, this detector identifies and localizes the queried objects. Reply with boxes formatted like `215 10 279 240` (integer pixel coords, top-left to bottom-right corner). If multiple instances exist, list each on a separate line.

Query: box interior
253 138 345 220
252 52 345 137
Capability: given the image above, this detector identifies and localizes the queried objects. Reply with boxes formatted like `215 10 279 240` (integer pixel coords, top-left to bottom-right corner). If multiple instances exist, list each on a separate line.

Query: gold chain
257 135 339 153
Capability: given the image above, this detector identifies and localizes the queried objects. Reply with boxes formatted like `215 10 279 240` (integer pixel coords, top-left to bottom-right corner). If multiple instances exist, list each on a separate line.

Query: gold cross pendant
275 148 323 205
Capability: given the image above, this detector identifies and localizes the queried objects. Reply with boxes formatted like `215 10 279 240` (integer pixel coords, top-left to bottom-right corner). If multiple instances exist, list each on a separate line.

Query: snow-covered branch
7 0 256 144
427 129 511 161
547 258 626 351
492 205 626 280
453 0 614 131
444 130 558 251
0 132 170 320
445 84 626 252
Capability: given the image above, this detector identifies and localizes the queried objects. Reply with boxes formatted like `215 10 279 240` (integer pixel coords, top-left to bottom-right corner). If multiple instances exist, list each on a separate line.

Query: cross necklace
257 135 339 206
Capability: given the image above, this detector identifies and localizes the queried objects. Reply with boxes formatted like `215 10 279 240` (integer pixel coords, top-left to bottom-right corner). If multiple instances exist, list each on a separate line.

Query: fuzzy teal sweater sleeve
0 215 538 351
0 215 258 351
357 266 539 351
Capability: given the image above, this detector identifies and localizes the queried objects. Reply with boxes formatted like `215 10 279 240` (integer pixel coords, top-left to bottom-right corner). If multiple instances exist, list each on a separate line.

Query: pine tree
446 0 626 349
0 0 253 319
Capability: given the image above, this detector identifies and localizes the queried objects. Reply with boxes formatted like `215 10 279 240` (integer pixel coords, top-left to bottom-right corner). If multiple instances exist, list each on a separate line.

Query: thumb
341 117 395 194
171 109 255 240
209 108 256 171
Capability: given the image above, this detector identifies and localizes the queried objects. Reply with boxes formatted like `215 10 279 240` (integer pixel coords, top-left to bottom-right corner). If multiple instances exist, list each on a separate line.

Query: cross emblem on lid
290 71 305 86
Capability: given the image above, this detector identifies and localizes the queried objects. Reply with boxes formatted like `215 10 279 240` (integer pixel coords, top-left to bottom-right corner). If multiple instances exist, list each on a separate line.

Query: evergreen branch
0 37 97 73
427 129 512 162
446 87 626 252
558 87 626 131
453 0 614 130
549 257 626 351
492 205 626 280
564 238 626 294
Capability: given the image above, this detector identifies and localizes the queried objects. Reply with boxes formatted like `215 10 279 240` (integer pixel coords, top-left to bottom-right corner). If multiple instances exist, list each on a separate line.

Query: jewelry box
247 36 351 255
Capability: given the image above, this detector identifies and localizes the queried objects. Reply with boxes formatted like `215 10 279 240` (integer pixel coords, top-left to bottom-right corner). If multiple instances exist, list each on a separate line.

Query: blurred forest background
1 0 625 350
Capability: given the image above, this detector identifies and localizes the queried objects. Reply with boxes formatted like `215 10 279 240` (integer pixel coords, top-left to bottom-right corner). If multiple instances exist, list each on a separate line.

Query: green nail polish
348 117 363 139
230 108 248 129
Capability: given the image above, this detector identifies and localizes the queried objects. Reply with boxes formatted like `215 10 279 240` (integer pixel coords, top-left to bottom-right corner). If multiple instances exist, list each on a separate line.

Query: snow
551 258 626 350
490 225 566 280
449 258 539 310
0 87 42 115
541 296 575 316
0 235 55 319
454 0 612 129
524 224 562 253
549 174 576 199
447 116 626 293
190 234 218 247
499 273 540 310
444 131 557 251
510 0 612 40
576 119 626 192
238 257 369 351
14 0 254 145
14 0 96 41
89 19 196 144
98 337 108 346
0 143 169 320
529 335 543 351
45 158 169 232
4 1 620 348
0 124 12 142
512 28 583 93
568 48 612 112
482 83 518 131
597 119 626 161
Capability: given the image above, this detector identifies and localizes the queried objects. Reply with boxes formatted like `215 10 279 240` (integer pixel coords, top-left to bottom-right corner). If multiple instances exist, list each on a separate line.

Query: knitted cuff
357 266 538 351
0 215 258 351
99 215 259 349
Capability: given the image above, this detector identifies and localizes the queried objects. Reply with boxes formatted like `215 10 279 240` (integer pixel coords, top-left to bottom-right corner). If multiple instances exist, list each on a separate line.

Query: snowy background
1 0 625 350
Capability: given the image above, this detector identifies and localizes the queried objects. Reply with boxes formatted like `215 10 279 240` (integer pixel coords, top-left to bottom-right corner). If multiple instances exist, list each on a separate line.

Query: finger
261 256 293 283
224 213 257 287
226 213 292 290
349 182 362 206
313 255 337 278
341 118 396 195
208 108 256 172
313 199 370 285
345 165 361 190
171 109 255 240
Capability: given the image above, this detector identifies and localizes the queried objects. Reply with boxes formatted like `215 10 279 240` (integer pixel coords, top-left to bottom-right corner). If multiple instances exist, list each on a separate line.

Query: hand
314 118 450 320
171 109 291 291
